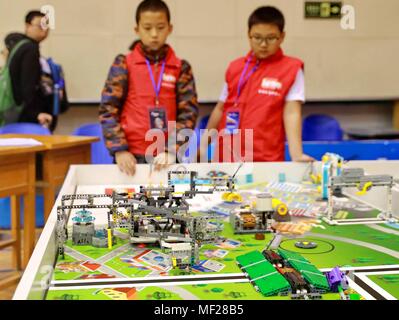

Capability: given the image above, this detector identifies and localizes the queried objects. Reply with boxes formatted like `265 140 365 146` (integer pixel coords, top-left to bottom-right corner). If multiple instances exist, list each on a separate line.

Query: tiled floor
0 229 42 300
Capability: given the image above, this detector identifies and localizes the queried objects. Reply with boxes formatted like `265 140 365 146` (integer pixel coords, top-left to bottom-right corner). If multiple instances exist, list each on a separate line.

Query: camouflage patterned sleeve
99 54 129 155
169 59 199 155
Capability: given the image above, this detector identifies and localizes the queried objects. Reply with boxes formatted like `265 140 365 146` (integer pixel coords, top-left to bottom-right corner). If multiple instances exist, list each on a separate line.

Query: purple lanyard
235 55 259 106
145 58 166 105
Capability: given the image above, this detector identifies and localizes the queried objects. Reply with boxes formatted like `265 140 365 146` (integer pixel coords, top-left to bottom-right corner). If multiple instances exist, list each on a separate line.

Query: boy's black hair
136 0 171 24
248 6 285 32
25 10 45 24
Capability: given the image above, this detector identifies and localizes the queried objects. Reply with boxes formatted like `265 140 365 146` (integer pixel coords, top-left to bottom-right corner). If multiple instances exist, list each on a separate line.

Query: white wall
1 0 399 102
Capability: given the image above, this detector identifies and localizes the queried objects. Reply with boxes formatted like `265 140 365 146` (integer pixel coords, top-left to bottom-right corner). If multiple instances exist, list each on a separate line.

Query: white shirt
219 69 305 103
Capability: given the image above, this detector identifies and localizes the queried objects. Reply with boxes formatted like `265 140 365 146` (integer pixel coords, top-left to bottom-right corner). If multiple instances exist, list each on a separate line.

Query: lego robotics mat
45 173 399 301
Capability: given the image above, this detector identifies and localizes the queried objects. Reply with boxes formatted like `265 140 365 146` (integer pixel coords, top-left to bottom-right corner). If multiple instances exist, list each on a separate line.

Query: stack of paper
0 138 43 147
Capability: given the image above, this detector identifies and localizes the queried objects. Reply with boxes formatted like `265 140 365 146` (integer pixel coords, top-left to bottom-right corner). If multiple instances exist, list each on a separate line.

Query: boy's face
135 11 173 52
26 16 50 43
248 23 285 60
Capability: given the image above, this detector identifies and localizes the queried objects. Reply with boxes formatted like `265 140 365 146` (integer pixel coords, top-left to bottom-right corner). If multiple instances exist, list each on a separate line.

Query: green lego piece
254 274 291 296
278 249 329 291
236 250 264 268
349 293 361 300
237 250 291 297
245 260 276 279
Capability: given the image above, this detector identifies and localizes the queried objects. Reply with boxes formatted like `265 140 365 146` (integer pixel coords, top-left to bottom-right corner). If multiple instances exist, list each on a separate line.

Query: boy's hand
291 153 315 163
37 113 53 128
153 152 176 171
115 151 137 176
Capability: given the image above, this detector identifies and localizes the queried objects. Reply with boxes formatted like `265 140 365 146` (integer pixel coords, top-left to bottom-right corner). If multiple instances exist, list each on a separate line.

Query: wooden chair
0 195 22 290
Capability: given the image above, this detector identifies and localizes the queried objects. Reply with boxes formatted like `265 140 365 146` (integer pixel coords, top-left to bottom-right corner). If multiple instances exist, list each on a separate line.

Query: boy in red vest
100 0 199 175
201 6 313 163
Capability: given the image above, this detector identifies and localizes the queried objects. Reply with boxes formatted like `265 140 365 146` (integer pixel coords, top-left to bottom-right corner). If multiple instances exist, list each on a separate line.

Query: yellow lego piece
310 174 322 184
272 198 283 208
357 181 373 195
322 155 330 163
173 192 185 195
107 229 112 250
222 192 243 203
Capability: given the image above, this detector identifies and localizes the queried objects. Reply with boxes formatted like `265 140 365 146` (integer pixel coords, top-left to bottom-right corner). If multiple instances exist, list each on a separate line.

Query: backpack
0 39 30 126
47 57 66 116
40 57 68 116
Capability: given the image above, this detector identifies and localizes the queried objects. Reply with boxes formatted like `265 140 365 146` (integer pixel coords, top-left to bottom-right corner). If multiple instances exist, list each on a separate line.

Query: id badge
225 111 240 135
149 107 168 132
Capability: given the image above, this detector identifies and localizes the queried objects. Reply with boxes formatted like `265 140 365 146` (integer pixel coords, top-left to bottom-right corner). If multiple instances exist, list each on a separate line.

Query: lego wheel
276 203 288 216
195 232 204 241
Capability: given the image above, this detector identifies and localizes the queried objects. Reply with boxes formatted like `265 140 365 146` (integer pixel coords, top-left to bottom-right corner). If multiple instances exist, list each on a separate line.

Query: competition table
12 161 399 300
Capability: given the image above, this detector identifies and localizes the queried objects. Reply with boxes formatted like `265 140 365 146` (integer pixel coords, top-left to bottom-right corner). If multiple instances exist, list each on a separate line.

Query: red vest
216 49 303 162
121 45 182 155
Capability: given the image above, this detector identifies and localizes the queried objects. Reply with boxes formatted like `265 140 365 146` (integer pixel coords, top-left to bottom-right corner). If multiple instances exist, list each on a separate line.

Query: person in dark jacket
6 10 53 128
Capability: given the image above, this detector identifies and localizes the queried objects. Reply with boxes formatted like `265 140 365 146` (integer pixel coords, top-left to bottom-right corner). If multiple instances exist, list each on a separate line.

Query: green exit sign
305 1 342 19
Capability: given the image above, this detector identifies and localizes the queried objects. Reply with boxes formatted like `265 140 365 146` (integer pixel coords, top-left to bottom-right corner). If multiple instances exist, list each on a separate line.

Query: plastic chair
198 115 210 131
302 114 344 141
72 123 113 164
0 196 45 229
195 115 215 161
0 122 51 135
194 115 210 147
285 140 399 161
181 115 214 162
